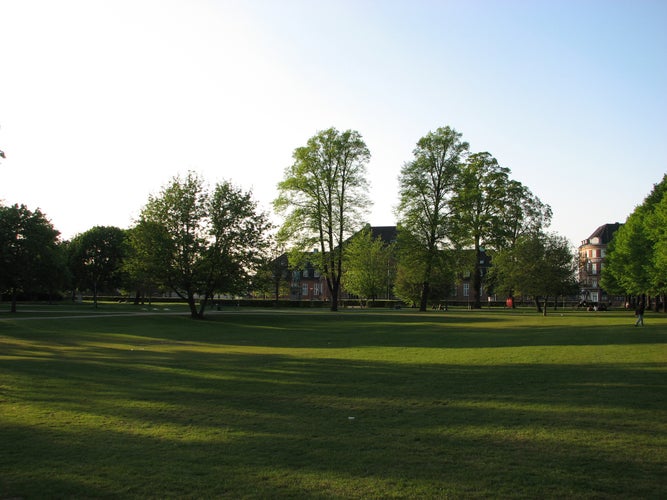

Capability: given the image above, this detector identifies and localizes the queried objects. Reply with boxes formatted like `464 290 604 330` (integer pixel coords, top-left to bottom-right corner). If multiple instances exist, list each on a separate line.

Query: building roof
583 222 622 245
369 225 398 244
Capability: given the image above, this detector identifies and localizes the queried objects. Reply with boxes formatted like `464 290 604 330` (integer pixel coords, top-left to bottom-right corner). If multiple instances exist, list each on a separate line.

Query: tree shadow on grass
1 340 665 499
199 313 667 350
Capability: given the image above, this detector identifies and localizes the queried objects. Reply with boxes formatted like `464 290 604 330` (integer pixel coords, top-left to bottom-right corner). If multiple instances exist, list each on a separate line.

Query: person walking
634 301 645 327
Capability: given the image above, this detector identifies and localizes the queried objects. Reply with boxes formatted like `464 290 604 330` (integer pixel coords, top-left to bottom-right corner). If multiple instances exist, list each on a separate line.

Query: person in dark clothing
634 301 645 327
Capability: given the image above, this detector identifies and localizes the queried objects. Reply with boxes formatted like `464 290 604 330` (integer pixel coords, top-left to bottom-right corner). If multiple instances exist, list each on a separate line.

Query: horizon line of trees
1 125 661 318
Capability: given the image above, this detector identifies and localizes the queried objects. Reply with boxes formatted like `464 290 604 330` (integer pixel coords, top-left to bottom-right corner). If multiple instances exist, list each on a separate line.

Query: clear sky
1 0 665 246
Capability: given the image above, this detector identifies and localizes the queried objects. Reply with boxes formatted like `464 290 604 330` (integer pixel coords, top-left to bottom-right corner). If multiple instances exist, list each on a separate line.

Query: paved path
0 310 193 321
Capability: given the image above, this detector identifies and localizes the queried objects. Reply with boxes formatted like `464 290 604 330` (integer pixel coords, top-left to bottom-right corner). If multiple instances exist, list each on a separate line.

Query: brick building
282 226 496 305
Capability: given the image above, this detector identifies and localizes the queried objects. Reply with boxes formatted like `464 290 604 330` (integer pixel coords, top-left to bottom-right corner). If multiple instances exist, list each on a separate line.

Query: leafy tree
122 221 170 304
602 174 667 310
499 180 552 249
601 212 651 297
68 226 126 308
449 152 510 308
393 226 455 308
0 204 64 312
489 232 576 315
137 172 272 319
274 127 371 311
343 225 395 305
396 126 468 311
493 180 552 307
647 187 667 302
250 247 292 304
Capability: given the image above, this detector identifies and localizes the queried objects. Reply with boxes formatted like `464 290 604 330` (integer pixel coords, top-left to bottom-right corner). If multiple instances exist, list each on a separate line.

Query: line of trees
0 173 272 319
5 124 630 318
276 126 572 313
601 174 667 311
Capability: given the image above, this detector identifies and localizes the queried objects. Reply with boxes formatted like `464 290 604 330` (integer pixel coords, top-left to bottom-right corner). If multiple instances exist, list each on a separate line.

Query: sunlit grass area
1 307 665 498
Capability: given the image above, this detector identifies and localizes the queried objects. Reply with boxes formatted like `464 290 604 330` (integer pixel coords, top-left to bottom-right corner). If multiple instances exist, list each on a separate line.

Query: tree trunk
274 277 280 307
534 297 542 313
198 294 210 319
472 248 482 309
330 279 339 312
543 296 548 316
187 292 200 319
419 281 430 312
93 282 98 309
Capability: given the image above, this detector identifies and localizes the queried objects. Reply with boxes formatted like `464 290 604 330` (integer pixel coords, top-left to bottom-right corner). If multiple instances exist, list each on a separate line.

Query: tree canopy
274 127 371 311
396 126 469 311
1 123 582 313
602 174 667 307
449 152 511 307
0 203 63 312
489 231 577 315
136 172 272 319
342 225 395 305
68 226 127 308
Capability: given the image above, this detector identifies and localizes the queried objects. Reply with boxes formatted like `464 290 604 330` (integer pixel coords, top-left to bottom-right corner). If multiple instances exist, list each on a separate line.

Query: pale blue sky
1 0 665 246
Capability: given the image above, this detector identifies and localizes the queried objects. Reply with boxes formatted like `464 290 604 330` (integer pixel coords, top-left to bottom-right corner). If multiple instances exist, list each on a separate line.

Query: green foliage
68 226 126 308
393 226 455 307
342 225 395 304
648 187 667 293
489 232 577 314
450 152 510 250
274 127 371 310
498 180 552 249
137 171 272 318
603 174 667 297
249 249 292 302
396 126 468 311
0 203 64 310
602 213 651 295
449 152 511 307
122 221 171 300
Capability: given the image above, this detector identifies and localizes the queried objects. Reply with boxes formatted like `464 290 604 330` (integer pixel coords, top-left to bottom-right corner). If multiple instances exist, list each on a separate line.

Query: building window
463 283 469 297
302 283 309 297
314 283 321 296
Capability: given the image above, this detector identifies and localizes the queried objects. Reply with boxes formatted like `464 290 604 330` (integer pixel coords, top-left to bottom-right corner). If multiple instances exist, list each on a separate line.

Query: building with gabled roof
578 222 622 305
277 225 499 306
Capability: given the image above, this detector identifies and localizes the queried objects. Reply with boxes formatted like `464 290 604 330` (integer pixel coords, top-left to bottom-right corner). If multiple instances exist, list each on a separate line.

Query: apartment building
578 222 622 304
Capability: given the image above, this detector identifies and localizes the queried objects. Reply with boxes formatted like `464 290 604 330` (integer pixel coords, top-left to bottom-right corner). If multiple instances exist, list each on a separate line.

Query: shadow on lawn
2 339 666 499
200 312 667 350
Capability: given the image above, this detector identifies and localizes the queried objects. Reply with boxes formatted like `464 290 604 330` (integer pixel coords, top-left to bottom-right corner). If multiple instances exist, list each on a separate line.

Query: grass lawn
1 305 665 498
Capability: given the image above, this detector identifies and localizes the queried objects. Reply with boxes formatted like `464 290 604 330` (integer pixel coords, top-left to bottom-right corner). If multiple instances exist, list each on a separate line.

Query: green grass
1 306 665 498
